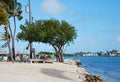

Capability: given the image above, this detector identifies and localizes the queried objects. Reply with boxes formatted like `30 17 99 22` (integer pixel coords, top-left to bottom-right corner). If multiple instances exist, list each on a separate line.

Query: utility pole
28 0 33 59
26 0 33 59
28 0 32 23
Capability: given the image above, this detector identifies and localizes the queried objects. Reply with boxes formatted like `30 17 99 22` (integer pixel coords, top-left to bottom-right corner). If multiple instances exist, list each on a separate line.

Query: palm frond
0 32 11 41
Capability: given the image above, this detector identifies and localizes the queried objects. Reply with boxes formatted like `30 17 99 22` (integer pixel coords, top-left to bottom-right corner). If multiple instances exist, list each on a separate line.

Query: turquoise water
65 56 120 82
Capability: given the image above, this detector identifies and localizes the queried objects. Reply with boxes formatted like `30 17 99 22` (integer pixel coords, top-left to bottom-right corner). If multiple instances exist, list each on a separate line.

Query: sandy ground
0 62 88 82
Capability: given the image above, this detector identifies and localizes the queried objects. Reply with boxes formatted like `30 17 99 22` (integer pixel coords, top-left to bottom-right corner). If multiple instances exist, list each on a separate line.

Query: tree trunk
52 44 64 62
11 16 17 61
30 42 33 59
12 37 15 61
7 39 11 61
60 53 64 62
8 22 14 62
4 25 11 61
52 45 60 62
60 49 64 62
13 16 16 38
57 46 64 62
56 51 61 62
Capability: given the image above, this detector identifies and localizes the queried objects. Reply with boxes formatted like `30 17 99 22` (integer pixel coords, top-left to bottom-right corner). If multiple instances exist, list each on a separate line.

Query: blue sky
0 0 120 54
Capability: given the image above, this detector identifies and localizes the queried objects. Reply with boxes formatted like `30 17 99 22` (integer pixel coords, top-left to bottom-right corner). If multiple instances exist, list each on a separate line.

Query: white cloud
89 40 96 45
40 0 66 15
116 36 120 42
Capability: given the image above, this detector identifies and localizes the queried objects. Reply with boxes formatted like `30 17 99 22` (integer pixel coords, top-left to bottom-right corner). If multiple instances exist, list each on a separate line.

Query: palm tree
4 0 23 60
0 1 12 61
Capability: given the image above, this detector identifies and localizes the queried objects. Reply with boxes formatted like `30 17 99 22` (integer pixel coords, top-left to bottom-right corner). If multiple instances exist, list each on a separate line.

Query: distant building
83 52 98 56
117 50 120 56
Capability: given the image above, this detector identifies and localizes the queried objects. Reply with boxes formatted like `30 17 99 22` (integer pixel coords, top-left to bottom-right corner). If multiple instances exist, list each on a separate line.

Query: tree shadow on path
41 68 73 81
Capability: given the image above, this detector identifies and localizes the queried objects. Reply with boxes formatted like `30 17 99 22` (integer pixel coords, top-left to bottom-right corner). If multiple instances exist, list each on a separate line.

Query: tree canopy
17 20 38 43
17 20 39 59
36 19 77 62
17 19 77 62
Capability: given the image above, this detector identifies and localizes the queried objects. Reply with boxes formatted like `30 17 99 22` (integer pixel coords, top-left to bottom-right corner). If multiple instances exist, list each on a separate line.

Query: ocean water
65 56 120 82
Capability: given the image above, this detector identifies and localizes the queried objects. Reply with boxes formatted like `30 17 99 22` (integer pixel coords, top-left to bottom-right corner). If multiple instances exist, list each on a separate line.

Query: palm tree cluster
0 0 23 62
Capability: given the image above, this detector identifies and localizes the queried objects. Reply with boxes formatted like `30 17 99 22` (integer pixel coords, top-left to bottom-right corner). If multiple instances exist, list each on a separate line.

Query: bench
30 59 53 63
30 59 44 63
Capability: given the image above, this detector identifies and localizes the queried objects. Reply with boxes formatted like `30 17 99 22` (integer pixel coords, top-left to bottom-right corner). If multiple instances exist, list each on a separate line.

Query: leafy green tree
36 19 77 62
17 19 77 62
17 20 39 59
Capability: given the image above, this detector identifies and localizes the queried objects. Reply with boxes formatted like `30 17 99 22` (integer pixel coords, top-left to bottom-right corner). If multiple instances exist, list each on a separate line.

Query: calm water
65 56 120 82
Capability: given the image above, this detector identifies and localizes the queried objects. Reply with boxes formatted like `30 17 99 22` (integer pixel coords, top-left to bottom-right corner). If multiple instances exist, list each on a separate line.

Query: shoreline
64 59 105 82
0 61 104 82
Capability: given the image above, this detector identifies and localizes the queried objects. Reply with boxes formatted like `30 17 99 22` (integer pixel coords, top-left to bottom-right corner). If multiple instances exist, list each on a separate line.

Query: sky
0 0 120 54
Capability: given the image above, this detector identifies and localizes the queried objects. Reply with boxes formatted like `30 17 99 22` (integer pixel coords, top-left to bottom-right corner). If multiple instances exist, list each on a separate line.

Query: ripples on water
65 56 120 82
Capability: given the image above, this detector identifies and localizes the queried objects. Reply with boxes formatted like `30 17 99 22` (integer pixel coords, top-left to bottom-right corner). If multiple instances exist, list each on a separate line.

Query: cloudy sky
0 0 120 53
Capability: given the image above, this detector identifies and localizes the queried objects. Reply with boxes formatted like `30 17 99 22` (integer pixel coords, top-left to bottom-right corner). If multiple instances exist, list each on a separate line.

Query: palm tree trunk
8 21 14 62
12 16 16 61
4 25 10 61
7 39 11 61
12 36 15 61
13 16 16 37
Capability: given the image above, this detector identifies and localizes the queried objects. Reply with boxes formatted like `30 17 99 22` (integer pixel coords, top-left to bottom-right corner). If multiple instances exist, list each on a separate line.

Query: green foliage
0 32 11 48
0 0 12 7
0 0 23 25
36 19 77 46
8 0 23 20
64 53 74 56
17 20 39 43
38 51 53 55
0 7 8 25
0 32 10 41
36 18 77 62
